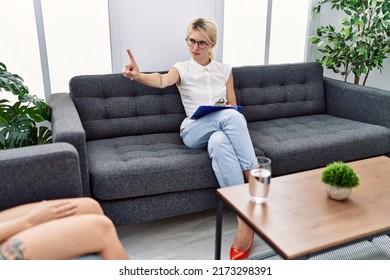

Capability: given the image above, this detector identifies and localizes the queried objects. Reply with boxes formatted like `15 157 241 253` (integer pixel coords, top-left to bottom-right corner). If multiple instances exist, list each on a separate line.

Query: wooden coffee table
215 156 390 260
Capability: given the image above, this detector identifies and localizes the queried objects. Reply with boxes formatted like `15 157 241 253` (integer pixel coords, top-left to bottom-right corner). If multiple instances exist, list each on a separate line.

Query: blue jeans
180 109 258 188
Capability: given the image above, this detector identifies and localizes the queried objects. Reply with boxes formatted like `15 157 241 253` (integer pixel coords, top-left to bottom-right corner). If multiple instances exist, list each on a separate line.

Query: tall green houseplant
0 62 52 149
310 0 390 85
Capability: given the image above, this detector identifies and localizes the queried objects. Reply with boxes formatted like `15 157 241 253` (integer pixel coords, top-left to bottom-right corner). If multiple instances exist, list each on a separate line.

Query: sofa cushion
69 74 185 141
248 114 390 176
86 132 219 200
233 62 325 123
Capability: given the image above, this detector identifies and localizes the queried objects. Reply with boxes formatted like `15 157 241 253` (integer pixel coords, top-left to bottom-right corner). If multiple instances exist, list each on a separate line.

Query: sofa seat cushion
87 132 218 200
248 114 390 176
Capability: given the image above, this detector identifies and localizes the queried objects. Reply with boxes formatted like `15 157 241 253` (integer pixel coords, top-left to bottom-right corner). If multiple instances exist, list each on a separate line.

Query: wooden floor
116 203 390 261
116 209 272 260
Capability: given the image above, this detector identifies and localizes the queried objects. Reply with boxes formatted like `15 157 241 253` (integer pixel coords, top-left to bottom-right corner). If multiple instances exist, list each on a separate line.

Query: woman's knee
222 109 246 124
208 131 230 154
89 215 117 242
224 111 248 131
96 215 115 229
79 214 114 235
77 198 104 215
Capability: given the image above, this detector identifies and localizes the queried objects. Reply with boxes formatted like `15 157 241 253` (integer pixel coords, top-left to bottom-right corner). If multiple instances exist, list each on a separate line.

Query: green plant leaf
0 72 29 96
310 36 321 44
0 116 36 148
345 9 352 16
34 99 51 121
0 62 53 149
37 126 53 145
362 15 368 24
341 18 351 26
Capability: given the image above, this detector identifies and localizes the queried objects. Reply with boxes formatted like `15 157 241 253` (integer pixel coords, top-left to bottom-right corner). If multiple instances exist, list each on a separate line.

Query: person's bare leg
232 169 253 251
0 197 103 223
243 169 251 183
2 214 128 260
233 217 253 251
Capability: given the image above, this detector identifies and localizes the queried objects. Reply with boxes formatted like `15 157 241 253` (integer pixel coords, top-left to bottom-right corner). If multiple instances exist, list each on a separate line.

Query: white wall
109 0 223 73
110 0 311 71
0 0 43 101
223 0 268 66
0 0 112 99
269 0 311 64
309 2 390 91
41 0 112 93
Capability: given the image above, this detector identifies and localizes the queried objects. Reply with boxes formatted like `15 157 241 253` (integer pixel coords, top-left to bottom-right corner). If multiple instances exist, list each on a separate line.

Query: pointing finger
127 48 136 64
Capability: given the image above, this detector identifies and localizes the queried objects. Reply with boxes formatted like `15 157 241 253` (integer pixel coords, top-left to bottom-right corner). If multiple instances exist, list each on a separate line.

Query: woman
123 18 257 260
0 198 128 260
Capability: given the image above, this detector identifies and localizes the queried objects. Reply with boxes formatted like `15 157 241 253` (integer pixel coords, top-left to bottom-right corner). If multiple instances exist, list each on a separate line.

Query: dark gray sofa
49 62 390 226
0 143 83 211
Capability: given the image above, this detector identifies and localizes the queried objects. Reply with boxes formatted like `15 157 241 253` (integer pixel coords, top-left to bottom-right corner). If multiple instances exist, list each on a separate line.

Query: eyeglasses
185 38 209 49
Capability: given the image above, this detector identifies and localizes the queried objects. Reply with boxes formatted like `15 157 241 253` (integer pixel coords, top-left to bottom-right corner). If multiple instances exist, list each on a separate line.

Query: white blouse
173 58 232 129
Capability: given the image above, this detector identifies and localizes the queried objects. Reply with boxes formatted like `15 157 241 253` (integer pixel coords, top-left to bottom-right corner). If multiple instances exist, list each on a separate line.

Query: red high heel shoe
230 231 254 260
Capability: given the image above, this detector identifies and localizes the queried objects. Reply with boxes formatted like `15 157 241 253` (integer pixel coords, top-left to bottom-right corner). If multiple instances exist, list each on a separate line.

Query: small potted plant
321 161 360 200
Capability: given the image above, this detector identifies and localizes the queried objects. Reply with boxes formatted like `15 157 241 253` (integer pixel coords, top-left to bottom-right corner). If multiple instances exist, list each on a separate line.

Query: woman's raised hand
122 49 140 80
25 200 78 227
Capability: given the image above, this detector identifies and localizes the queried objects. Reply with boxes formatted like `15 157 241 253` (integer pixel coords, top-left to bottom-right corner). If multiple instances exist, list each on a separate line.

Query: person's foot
230 230 254 260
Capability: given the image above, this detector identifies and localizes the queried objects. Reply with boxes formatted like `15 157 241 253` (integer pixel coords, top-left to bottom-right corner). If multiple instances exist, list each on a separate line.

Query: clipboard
191 105 243 119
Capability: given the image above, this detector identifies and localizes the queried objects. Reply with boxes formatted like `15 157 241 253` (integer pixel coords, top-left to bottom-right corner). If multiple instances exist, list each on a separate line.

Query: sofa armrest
0 143 83 211
49 93 90 195
325 77 390 129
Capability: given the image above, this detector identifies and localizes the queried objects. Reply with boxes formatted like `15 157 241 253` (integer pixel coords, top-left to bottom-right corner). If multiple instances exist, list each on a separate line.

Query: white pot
326 185 352 200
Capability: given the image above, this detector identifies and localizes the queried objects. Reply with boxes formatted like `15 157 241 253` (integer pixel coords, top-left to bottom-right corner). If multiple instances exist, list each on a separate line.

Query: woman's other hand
122 49 140 80
25 200 77 227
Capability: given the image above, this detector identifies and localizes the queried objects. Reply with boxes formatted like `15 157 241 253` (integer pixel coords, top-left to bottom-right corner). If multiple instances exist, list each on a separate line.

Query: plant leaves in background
0 62 52 149
310 0 390 85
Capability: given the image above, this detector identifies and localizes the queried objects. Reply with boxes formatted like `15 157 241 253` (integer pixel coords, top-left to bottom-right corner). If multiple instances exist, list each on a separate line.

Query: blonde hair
186 18 217 59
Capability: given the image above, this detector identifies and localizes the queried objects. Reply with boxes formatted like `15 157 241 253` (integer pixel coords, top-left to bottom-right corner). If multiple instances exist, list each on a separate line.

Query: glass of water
249 156 272 204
